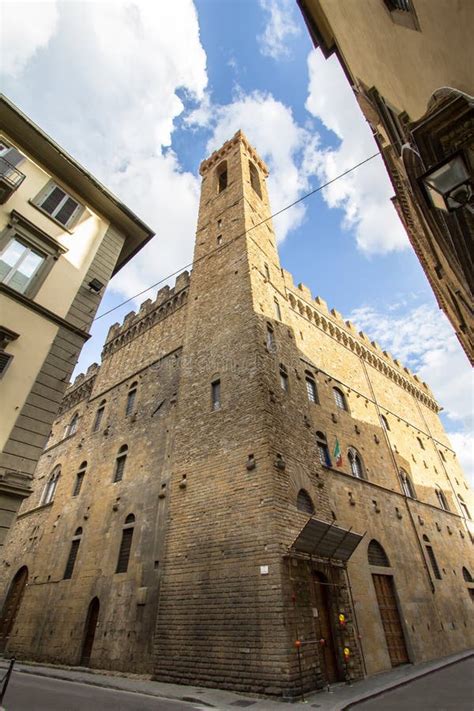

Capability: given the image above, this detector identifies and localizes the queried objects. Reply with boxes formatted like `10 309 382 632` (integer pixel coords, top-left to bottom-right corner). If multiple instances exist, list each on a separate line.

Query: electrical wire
94 152 380 321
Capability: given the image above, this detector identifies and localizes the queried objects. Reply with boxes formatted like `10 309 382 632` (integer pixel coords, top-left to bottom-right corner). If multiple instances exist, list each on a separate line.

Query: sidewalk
0 649 472 710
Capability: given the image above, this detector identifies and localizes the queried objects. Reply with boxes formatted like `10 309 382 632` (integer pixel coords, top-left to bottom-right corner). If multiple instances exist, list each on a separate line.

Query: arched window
63 528 82 579
264 263 270 281
42 465 60 505
114 445 128 483
126 382 138 416
116 514 135 574
435 486 450 511
333 387 347 411
249 160 262 198
380 414 390 431
348 447 364 479
439 449 446 462
316 431 331 467
462 567 473 583
296 489 314 515
417 437 425 450
65 412 79 437
399 469 416 498
368 540 390 567
305 371 318 404
274 297 282 321
72 461 87 497
92 400 106 432
458 496 471 520
216 161 228 193
423 535 442 580
279 363 288 392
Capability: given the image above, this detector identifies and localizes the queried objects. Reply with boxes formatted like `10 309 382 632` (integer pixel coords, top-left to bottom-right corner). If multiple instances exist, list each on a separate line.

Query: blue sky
1 0 472 479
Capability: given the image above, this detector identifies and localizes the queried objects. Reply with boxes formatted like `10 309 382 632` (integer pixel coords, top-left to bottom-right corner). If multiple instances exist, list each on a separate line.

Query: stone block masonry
0 132 473 696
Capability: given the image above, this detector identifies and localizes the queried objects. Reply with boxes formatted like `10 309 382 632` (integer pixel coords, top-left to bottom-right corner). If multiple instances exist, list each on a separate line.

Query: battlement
282 270 438 412
101 271 190 359
199 130 269 178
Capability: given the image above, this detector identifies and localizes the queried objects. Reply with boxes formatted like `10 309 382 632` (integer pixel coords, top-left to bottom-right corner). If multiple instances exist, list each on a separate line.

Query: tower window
279 364 288 392
435 487 450 511
63 528 82 580
266 323 275 351
114 445 128 483
211 379 221 411
348 447 365 479
400 469 416 498
216 161 228 193
217 235 222 246
126 383 137 417
92 401 106 432
417 437 425 450
316 431 331 467
274 298 282 321
458 496 471 520
42 465 61 505
380 414 390 431
249 160 262 198
296 489 314 515
423 535 442 580
72 461 87 497
333 387 347 411
116 514 135 574
264 263 270 281
305 372 318 403
65 412 79 438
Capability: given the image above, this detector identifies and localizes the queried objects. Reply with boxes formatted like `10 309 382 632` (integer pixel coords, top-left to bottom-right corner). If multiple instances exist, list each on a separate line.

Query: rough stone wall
0 282 188 672
0 133 472 695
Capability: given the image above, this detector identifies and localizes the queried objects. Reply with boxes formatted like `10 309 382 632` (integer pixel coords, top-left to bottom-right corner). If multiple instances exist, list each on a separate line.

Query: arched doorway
0 566 28 652
80 597 100 666
368 540 409 667
311 572 342 684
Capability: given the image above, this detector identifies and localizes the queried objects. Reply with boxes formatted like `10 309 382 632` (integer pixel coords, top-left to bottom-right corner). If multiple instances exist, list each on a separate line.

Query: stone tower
0 133 472 698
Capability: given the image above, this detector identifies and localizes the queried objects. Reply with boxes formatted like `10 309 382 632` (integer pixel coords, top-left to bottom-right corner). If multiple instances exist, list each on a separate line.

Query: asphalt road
2 671 207 711
350 656 474 711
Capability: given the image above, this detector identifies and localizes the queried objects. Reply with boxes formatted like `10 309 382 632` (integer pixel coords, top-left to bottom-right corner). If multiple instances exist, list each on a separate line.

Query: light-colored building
298 0 473 363
0 133 472 695
0 95 154 548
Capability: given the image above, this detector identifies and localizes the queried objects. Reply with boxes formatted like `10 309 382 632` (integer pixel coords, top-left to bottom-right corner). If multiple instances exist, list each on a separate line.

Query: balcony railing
0 156 26 203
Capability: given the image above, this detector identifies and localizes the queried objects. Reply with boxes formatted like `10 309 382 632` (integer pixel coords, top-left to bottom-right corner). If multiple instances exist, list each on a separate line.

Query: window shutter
114 455 126 482
55 196 80 226
73 472 84 496
41 186 66 215
63 539 80 579
116 528 134 573
4 147 24 167
0 351 13 377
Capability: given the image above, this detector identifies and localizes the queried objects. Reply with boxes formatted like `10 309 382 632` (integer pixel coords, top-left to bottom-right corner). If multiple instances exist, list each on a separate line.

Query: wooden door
312 572 341 683
80 597 100 666
372 574 409 666
0 567 28 652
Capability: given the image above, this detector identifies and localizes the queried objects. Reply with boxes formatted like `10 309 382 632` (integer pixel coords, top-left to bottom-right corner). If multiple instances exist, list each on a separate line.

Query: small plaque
260 565 269 575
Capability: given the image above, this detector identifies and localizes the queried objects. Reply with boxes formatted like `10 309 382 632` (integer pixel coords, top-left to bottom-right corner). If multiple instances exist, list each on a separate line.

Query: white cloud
1 1 59 76
188 90 320 242
1 1 208 303
349 302 474 482
258 0 300 60
305 49 408 254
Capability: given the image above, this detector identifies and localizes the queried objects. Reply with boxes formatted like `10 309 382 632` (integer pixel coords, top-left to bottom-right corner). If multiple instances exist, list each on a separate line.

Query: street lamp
420 151 473 212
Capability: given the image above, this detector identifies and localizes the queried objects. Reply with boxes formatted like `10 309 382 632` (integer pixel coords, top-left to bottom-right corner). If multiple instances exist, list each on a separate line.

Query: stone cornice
199 130 269 177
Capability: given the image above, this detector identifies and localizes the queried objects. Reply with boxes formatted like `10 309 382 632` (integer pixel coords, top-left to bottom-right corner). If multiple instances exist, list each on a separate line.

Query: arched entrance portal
80 597 100 666
0 566 28 652
311 572 342 684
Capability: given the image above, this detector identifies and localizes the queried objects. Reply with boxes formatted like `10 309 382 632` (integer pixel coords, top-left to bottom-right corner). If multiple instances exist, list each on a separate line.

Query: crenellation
1 132 471 699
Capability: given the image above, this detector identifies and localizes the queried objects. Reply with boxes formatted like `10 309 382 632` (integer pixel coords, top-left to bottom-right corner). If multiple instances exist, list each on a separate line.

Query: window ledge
28 200 75 234
17 501 54 519
10 209 68 253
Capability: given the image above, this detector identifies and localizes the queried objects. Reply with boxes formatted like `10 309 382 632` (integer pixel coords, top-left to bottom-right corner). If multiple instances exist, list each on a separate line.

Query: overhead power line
94 152 380 322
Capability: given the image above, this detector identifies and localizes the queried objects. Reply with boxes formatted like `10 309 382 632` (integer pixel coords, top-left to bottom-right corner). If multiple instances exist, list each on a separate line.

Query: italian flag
334 438 343 467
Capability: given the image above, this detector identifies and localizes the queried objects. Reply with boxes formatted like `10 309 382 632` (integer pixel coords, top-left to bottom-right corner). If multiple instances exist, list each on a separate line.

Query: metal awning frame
287 516 366 564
